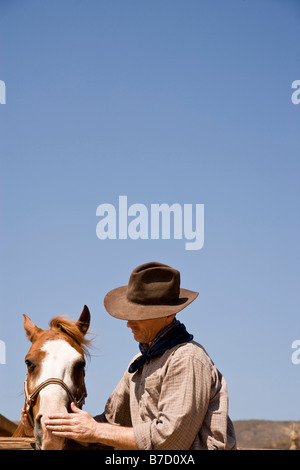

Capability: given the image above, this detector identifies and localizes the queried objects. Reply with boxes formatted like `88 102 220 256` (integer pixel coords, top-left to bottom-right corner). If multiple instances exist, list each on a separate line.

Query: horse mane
49 315 92 358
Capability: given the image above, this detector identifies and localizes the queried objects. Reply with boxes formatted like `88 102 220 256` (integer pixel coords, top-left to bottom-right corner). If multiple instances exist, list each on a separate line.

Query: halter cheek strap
24 376 87 428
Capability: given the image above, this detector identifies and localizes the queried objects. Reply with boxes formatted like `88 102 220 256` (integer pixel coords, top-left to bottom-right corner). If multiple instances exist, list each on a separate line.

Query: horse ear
76 305 90 336
23 314 43 342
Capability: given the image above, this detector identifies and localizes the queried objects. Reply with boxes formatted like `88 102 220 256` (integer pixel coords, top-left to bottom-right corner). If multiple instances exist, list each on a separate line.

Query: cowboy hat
104 262 199 320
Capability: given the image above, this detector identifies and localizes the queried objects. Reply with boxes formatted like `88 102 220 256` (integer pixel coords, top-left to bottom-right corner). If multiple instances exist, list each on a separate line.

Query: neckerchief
128 319 193 373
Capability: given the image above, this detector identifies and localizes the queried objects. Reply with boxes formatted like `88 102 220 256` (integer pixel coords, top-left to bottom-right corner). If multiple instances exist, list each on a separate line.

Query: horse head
22 305 91 450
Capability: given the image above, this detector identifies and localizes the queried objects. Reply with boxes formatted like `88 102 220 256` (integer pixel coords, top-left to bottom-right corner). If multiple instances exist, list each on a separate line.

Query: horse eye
74 360 85 370
25 359 36 372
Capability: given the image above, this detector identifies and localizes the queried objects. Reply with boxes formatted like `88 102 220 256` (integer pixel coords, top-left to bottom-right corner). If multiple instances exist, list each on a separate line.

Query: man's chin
131 331 143 343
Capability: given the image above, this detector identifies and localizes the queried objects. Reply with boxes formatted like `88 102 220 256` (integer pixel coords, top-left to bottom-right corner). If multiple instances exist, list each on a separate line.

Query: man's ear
75 305 91 336
23 314 43 342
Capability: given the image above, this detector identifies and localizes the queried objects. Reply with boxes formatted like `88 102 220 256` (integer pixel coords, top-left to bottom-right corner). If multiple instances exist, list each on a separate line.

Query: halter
24 376 87 428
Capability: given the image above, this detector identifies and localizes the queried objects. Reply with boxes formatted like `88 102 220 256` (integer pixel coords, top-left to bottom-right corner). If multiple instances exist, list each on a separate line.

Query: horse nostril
34 414 43 450
35 413 42 426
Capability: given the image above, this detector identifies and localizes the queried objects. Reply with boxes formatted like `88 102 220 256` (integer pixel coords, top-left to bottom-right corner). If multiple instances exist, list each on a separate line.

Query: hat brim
104 286 199 320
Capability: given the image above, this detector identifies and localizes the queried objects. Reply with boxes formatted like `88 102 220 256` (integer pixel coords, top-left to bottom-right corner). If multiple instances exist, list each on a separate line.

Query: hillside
234 420 300 449
2 415 299 450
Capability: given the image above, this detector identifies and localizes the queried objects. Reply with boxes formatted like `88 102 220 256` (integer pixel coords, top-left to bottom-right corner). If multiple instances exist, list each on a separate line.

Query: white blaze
35 339 82 450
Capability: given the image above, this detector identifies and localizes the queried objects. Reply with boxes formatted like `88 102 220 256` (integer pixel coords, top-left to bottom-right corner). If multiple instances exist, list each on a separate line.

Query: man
39 262 236 449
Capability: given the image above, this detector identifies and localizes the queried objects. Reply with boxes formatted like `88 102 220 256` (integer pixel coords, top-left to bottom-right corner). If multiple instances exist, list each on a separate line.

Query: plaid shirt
96 341 236 450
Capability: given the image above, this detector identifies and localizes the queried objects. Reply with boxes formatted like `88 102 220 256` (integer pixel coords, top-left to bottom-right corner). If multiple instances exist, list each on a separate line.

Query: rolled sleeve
133 421 152 450
104 370 132 427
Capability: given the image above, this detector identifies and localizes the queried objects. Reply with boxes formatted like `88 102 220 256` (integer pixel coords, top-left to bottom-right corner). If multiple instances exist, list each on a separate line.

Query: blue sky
0 0 299 422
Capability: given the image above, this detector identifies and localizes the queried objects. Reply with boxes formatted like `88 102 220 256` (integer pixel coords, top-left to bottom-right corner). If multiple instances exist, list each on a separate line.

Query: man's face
127 315 175 344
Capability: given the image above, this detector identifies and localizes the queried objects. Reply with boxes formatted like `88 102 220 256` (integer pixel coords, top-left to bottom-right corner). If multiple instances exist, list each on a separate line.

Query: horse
13 305 91 450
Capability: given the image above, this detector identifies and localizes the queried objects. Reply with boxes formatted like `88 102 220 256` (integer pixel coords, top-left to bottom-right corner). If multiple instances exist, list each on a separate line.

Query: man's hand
21 408 34 437
45 402 98 443
45 402 139 449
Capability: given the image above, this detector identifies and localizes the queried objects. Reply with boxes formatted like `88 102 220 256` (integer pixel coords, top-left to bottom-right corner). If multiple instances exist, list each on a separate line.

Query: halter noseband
24 376 87 428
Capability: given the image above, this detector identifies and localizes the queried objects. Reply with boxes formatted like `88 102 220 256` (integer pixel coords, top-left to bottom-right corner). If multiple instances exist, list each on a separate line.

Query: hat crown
127 262 180 305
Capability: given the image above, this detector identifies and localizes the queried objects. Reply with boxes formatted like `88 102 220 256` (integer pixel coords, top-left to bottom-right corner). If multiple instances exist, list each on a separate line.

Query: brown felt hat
104 262 199 320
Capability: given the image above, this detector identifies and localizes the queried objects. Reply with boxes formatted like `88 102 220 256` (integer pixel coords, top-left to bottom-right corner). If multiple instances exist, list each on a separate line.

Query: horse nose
35 412 42 425
34 413 43 450
36 413 65 450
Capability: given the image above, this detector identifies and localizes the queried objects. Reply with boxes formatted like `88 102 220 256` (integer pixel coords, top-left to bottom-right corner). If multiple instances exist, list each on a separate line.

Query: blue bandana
128 319 193 373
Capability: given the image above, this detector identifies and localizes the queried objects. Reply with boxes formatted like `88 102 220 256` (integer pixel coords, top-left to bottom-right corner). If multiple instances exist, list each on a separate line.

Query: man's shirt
97 341 236 450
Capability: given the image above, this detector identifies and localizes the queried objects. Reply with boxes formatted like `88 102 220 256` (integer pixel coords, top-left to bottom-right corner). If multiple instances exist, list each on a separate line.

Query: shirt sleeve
103 369 133 427
134 349 212 450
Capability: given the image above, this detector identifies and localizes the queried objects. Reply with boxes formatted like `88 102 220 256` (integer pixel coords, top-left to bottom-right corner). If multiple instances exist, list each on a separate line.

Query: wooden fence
0 437 35 450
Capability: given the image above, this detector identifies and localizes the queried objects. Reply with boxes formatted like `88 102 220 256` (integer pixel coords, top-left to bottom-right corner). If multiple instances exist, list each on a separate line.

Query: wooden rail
0 437 35 450
0 437 273 450
0 437 110 450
